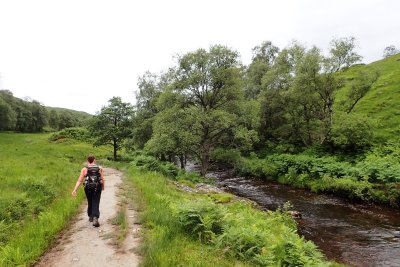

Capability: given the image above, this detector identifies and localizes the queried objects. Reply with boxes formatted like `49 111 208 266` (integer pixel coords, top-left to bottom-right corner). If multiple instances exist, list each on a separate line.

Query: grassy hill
46 106 92 118
336 53 400 141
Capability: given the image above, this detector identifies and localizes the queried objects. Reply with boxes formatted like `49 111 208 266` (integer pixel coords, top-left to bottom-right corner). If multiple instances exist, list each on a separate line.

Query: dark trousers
84 186 102 218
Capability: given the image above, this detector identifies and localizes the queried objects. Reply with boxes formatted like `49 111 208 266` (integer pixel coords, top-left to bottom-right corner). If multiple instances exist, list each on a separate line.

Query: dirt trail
36 168 141 267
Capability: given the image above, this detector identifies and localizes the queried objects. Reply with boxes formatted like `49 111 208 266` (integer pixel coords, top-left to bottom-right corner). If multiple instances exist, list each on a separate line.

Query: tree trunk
179 154 185 169
113 139 117 161
200 152 209 176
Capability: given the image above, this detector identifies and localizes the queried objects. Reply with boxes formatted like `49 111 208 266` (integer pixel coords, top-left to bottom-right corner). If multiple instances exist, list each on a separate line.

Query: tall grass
0 132 109 266
126 165 337 266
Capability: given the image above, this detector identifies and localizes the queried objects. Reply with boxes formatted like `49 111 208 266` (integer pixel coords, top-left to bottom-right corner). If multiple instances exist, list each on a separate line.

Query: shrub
174 199 226 242
49 127 91 142
331 113 375 150
210 148 242 168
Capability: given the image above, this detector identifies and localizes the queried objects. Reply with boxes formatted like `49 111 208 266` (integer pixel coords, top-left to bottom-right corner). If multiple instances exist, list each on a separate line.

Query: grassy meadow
0 132 109 266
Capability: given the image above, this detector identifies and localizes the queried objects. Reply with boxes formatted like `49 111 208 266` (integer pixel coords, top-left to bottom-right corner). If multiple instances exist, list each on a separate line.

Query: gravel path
35 168 141 267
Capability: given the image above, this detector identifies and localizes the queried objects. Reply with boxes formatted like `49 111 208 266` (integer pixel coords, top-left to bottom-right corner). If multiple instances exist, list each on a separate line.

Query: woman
72 155 105 227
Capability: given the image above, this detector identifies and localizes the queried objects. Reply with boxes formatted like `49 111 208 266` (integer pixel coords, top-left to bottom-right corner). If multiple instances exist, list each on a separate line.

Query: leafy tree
245 41 279 99
15 104 33 132
131 71 163 150
257 42 344 146
90 97 133 160
0 96 16 130
146 45 257 175
326 36 362 72
30 101 48 132
48 109 59 130
383 45 399 58
145 105 199 168
58 111 76 129
346 70 380 113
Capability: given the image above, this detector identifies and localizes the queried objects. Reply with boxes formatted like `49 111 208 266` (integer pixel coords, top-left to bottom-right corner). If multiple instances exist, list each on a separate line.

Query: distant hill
0 90 92 132
336 53 400 141
47 106 92 120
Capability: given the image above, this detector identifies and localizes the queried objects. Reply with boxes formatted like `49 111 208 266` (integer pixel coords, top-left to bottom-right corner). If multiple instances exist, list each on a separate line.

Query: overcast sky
0 0 399 114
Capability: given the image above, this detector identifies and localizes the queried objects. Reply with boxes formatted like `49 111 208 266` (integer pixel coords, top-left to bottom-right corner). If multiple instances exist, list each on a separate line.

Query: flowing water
204 170 400 267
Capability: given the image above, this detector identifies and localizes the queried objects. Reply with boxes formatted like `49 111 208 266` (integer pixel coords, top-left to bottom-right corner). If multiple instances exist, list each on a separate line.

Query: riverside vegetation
122 155 339 266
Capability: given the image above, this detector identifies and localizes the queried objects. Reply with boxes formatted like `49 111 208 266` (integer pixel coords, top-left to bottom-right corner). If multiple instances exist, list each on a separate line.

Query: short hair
87 155 95 164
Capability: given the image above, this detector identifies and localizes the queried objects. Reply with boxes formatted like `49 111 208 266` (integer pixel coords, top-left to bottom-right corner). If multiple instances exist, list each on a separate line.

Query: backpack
84 165 101 191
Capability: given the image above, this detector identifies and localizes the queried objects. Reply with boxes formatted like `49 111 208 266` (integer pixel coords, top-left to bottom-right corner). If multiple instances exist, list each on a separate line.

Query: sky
0 0 399 114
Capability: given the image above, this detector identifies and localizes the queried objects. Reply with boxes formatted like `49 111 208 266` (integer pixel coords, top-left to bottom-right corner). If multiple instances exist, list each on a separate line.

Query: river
204 170 400 267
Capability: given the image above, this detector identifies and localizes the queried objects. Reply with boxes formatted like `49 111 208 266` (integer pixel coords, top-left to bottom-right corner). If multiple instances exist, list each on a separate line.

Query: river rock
287 210 302 219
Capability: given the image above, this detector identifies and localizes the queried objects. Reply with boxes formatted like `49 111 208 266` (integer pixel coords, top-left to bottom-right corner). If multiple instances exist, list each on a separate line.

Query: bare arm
71 168 86 197
100 167 105 191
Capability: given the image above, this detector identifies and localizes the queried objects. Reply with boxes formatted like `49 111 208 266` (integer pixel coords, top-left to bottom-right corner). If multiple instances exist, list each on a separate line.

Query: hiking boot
89 216 93 222
93 217 100 227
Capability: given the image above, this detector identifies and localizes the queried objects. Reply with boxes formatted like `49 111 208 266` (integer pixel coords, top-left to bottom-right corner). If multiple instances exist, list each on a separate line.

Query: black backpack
84 165 101 190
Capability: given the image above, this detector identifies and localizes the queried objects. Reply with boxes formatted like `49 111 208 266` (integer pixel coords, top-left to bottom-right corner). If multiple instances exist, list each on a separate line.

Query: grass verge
125 164 338 266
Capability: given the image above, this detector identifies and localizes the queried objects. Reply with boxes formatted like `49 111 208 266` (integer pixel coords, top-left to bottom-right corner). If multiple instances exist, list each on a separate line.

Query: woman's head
87 155 96 164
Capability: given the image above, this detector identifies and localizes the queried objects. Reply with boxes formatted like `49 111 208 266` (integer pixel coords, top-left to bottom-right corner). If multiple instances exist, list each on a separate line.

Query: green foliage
326 36 362 72
90 96 134 160
141 44 259 176
131 153 207 184
0 90 90 133
174 199 225 242
48 127 91 142
210 147 243 168
237 149 400 206
331 113 374 149
0 95 16 130
127 166 333 266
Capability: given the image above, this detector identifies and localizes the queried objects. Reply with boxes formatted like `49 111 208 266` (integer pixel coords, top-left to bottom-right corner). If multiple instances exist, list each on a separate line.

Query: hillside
336 53 400 141
0 90 92 131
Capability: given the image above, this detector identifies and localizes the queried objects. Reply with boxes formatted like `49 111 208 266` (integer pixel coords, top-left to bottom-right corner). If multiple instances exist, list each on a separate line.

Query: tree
48 110 59 130
58 111 75 129
244 41 279 99
146 45 257 175
131 71 163 150
346 70 379 113
15 104 33 132
90 97 133 161
383 45 399 58
258 42 344 146
0 95 16 130
145 105 199 168
30 101 48 132
326 36 362 72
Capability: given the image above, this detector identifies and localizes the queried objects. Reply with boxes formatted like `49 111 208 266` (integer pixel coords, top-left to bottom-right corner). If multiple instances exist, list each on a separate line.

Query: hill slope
336 53 400 141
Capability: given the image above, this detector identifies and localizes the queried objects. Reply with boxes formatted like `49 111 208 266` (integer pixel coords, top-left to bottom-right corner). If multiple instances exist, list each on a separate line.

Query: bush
210 148 242 168
331 113 374 150
49 127 91 142
174 199 225 242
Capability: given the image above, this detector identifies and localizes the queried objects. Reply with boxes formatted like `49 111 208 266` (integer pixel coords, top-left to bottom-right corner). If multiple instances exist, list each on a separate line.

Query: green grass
335 53 400 141
0 132 109 266
111 206 129 246
125 166 338 266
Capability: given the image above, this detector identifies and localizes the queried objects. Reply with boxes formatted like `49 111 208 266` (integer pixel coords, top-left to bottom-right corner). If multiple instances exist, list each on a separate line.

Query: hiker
71 155 105 227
